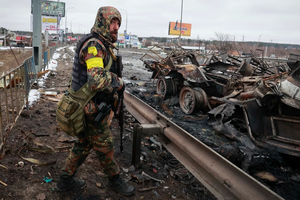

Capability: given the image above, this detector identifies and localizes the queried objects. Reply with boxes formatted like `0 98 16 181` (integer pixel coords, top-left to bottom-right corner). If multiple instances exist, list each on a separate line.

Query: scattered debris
129 165 135 172
96 183 102 188
254 171 277 182
142 171 164 183
138 186 158 192
16 161 24 168
122 167 129 173
43 177 52 183
47 97 60 102
18 146 56 166
149 137 162 151
153 190 160 197
36 193 46 200
48 172 52 179
6 77 22 89
0 164 7 169
30 165 37 175
37 70 50 78
0 180 7 186
57 134 76 143
43 91 57 96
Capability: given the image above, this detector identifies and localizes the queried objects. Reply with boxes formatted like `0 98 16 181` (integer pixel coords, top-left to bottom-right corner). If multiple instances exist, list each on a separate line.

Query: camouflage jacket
81 6 122 115
79 38 121 115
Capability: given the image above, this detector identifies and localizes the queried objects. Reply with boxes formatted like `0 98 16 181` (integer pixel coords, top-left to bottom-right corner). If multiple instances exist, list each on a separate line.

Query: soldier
56 6 135 196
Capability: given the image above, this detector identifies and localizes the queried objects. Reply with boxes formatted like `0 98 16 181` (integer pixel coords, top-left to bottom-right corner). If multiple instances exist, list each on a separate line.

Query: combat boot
108 174 135 196
56 175 86 191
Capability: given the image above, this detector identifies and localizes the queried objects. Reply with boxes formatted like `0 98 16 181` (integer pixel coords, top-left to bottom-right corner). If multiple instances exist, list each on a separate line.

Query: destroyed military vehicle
141 45 300 157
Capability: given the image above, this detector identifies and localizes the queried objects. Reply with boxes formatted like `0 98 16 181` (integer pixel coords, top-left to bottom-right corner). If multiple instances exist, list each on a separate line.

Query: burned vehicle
141 46 300 157
207 53 300 156
140 46 241 114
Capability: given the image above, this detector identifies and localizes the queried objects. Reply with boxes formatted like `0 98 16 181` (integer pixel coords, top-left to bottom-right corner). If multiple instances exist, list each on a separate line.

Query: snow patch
28 47 61 106
69 46 76 52
28 89 40 107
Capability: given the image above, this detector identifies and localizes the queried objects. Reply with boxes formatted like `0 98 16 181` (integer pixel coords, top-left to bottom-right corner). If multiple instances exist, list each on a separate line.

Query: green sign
31 0 65 17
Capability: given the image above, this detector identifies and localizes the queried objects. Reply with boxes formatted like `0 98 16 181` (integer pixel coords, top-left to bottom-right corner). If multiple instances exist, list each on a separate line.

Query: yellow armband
86 46 104 69
86 57 104 69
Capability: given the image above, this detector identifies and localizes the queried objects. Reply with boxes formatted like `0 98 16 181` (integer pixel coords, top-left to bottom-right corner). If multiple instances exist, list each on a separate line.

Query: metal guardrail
0 44 63 157
43 45 60 71
124 91 284 200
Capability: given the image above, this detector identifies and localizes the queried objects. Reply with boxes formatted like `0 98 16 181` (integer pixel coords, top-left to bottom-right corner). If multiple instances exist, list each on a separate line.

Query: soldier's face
110 18 120 43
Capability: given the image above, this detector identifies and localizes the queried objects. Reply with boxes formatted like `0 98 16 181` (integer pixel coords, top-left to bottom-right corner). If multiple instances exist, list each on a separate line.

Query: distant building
181 46 205 54
0 35 5 46
117 33 142 49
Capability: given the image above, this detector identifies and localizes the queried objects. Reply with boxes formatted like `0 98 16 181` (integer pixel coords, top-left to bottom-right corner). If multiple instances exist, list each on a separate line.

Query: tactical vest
71 33 116 91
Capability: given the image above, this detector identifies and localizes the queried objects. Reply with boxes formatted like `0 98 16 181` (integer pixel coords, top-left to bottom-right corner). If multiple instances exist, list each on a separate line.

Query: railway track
124 91 284 200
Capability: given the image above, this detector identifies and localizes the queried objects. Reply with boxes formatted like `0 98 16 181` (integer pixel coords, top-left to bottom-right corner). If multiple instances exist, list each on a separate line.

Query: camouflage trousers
61 112 120 178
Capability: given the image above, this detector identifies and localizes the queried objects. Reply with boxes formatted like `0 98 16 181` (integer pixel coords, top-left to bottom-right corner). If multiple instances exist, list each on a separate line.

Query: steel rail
124 91 283 200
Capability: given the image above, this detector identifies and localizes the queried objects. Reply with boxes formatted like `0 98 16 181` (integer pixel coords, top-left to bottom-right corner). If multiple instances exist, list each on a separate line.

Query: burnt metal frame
125 91 283 200
242 99 300 157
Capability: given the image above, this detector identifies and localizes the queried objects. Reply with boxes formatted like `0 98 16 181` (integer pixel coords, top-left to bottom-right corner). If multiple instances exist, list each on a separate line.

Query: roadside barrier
0 44 63 157
43 45 59 71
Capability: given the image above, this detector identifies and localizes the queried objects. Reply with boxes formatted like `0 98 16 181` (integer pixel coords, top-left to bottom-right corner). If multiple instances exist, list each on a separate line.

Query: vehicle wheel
179 87 209 114
156 78 177 99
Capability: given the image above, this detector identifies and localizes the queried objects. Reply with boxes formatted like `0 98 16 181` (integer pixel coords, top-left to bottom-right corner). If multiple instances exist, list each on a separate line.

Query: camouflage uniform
61 7 122 178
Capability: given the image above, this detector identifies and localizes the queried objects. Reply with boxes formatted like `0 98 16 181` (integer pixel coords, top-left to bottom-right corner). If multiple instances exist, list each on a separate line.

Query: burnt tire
179 86 208 114
156 78 177 99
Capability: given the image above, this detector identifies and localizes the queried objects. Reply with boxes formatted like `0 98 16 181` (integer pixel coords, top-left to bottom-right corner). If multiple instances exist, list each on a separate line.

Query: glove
118 83 125 93
117 78 124 92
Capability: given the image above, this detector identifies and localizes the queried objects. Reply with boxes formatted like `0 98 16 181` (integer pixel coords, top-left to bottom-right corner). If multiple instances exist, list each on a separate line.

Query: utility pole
56 0 59 45
120 9 128 48
32 0 42 73
65 7 73 44
257 34 263 48
179 0 183 46
197 34 200 53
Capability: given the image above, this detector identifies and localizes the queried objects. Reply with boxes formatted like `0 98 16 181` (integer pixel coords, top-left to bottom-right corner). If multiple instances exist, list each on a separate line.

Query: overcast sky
0 0 299 44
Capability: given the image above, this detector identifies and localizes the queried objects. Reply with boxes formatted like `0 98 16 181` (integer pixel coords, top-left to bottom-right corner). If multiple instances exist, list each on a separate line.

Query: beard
111 31 118 43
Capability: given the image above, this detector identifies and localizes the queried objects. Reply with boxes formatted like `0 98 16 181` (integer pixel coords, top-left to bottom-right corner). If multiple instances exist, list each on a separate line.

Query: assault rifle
116 54 124 153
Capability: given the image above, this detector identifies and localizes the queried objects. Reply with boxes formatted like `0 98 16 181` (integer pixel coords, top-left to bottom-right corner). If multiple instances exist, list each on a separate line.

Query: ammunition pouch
56 83 96 136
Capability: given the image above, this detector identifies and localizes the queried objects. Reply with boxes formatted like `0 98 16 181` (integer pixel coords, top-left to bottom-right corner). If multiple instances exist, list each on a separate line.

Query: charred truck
141 45 300 157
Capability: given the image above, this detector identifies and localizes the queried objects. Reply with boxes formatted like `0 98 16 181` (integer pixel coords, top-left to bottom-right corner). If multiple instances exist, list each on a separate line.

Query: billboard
42 16 60 31
168 22 191 37
31 0 65 17
118 33 125 43
30 15 60 31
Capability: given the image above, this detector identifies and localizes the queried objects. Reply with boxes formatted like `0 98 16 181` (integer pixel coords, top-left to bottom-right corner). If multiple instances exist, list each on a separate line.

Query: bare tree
236 42 255 54
275 47 288 57
212 32 235 54
145 40 152 47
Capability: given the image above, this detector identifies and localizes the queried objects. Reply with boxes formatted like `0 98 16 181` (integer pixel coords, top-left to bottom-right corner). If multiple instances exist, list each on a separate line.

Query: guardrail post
31 57 39 88
132 123 142 168
43 51 47 71
24 60 29 110
132 123 161 168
